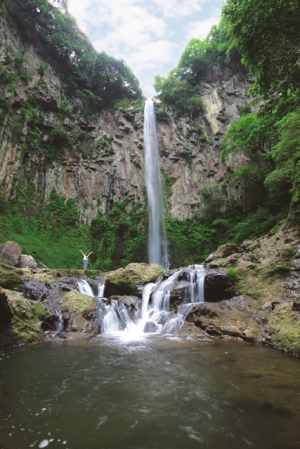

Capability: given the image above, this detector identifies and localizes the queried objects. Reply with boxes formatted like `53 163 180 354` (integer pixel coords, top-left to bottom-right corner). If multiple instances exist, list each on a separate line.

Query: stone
37 263 48 269
104 263 164 296
17 255 37 269
204 269 236 302
60 290 96 332
19 278 48 302
0 241 22 266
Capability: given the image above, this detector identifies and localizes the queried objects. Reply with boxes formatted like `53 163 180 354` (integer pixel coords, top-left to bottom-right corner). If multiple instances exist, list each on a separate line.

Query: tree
221 114 275 163
223 0 300 98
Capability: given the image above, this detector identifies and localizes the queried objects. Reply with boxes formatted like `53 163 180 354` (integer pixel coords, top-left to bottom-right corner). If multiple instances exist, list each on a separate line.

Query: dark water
0 336 300 449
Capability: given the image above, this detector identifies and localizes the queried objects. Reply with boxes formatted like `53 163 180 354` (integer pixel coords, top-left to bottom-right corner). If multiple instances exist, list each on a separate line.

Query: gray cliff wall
0 12 255 225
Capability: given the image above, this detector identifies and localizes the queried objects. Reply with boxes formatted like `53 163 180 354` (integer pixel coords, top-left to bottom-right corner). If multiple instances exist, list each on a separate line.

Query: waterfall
76 279 105 298
144 98 169 269
74 267 206 338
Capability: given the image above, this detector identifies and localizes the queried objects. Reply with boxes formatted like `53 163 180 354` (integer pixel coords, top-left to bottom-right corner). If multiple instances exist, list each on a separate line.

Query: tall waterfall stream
144 99 169 269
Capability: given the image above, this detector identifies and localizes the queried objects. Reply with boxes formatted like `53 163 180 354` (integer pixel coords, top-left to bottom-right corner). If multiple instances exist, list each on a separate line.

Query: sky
68 0 223 98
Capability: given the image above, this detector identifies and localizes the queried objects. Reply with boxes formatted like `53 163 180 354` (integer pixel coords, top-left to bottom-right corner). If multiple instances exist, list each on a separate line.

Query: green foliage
161 168 178 211
221 113 275 163
267 265 291 277
90 200 146 270
7 0 142 111
223 0 300 100
154 19 241 117
225 268 239 284
265 110 300 215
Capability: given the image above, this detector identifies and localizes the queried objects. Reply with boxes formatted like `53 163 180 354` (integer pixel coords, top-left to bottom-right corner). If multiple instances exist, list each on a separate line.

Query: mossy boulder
0 263 22 290
104 263 164 296
60 290 96 332
0 288 47 348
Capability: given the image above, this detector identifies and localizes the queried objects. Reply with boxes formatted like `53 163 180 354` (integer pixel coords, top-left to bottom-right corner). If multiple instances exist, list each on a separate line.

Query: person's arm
79 250 84 255
88 251 93 257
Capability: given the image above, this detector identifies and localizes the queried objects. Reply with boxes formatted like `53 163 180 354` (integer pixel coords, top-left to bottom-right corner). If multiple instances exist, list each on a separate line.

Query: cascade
73 268 205 338
144 98 169 269
76 279 105 298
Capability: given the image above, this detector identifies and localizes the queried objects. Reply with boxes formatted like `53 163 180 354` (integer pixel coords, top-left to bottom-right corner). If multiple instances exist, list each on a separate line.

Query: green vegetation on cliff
3 0 142 109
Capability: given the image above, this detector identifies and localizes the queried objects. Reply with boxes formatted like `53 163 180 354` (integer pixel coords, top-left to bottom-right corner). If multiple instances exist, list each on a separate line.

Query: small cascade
56 312 64 332
188 265 206 304
76 279 105 298
81 265 207 338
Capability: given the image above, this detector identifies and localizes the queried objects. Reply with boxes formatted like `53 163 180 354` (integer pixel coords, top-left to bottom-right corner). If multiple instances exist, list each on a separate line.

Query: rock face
19 278 48 302
104 263 164 296
204 269 237 302
0 242 22 266
17 255 37 269
0 11 255 228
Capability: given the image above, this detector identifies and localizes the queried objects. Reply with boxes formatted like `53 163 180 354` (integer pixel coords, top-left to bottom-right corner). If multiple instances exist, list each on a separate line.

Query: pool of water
0 336 300 449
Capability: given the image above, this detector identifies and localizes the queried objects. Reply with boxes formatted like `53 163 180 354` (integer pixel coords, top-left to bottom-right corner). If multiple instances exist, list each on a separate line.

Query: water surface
0 336 300 449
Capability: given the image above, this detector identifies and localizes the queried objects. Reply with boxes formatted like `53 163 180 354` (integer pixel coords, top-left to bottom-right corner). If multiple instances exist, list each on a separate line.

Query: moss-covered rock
267 302 300 356
104 263 164 296
0 263 22 290
0 289 47 348
60 290 96 332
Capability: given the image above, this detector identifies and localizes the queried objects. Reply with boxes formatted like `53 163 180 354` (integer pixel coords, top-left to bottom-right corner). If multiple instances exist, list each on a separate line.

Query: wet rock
143 321 159 333
0 289 13 327
19 278 48 302
60 290 96 332
169 281 191 311
204 269 236 302
0 241 22 266
104 263 164 296
17 255 37 269
120 296 142 318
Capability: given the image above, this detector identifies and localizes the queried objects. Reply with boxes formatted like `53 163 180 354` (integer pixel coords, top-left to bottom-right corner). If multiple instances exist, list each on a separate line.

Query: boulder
19 278 48 302
0 241 22 266
37 263 48 269
204 269 236 302
17 255 37 269
169 281 191 311
109 295 142 319
0 264 22 290
60 290 96 332
104 263 164 296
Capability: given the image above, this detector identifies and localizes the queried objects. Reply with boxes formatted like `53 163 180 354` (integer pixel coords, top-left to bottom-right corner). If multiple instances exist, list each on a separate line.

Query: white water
144 98 169 269
95 265 206 339
76 279 105 298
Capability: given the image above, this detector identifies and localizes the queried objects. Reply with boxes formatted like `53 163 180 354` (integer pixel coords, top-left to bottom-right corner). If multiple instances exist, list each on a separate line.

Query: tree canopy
5 0 142 108
223 0 300 99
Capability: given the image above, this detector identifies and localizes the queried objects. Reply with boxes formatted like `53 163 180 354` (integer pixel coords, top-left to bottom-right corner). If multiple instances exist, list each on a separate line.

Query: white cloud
186 16 220 41
68 0 224 97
